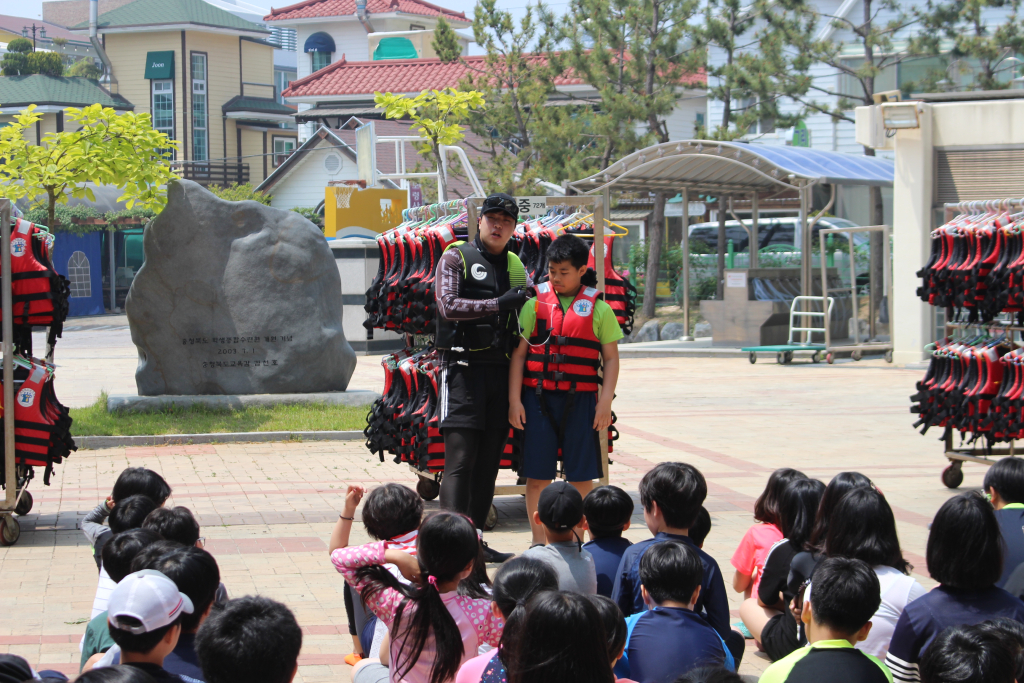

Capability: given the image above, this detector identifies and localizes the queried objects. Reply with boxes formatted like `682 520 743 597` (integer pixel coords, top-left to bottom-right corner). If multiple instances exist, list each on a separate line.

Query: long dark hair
824 487 911 574
754 468 807 526
927 492 1004 590
807 472 873 552
493 557 559 663
506 591 615 683
779 478 825 551
457 541 493 599
355 512 479 683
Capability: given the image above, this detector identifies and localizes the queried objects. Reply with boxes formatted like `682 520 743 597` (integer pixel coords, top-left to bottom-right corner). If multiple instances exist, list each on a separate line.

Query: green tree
566 0 703 317
27 51 65 77
66 58 103 79
6 37 32 53
0 104 179 229
208 182 272 204
1 38 32 76
911 0 1024 90
374 88 485 201
432 17 463 63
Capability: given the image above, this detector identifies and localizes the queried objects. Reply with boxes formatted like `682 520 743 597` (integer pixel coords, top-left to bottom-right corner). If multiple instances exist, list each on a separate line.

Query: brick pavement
0 356 977 681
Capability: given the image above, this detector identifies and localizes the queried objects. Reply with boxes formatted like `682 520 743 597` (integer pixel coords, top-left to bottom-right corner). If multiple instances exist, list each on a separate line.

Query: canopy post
799 187 810 342
750 192 759 269
716 196 726 300
681 188 693 341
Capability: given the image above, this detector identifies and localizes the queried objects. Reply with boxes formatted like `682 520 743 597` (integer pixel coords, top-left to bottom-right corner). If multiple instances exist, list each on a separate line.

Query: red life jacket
523 283 602 393
9 219 60 325
588 236 637 336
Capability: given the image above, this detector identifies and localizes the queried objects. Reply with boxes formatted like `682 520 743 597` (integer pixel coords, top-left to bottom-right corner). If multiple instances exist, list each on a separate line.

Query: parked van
687 216 866 252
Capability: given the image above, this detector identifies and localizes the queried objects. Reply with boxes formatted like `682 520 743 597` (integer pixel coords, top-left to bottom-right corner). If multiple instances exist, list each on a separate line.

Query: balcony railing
170 161 249 187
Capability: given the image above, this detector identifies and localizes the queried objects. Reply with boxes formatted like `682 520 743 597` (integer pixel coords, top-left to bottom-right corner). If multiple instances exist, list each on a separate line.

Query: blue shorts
520 388 601 482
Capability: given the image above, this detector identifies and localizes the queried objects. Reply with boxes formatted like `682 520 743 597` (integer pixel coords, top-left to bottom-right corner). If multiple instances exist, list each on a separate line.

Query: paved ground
1 341 975 681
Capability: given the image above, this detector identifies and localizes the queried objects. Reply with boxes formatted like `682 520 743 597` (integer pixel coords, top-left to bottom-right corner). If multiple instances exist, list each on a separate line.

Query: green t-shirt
758 639 893 683
516 291 624 345
81 610 115 671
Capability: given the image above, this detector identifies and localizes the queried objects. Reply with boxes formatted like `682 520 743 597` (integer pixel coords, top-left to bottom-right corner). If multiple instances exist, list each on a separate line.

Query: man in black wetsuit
434 193 530 563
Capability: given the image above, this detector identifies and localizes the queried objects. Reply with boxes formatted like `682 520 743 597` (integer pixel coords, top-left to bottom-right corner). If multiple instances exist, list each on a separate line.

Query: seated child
618 541 732 683
920 625 1014 683
83 468 172 570
92 495 162 619
105 570 195 683
982 457 1024 588
690 507 711 549
611 463 738 664
332 511 503 683
586 595 633 683
507 233 622 546
81 529 163 671
143 507 201 548
455 557 559 683
731 469 805 597
328 483 422 665
759 557 890 683
976 618 1024 681
583 486 634 597
195 596 302 683
522 480 597 593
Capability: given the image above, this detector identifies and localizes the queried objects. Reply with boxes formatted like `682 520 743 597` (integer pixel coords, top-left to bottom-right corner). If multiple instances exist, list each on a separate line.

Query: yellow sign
323 187 408 238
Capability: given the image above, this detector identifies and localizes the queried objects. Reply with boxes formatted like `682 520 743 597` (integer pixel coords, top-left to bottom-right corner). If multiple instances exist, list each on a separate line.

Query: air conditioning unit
855 105 894 150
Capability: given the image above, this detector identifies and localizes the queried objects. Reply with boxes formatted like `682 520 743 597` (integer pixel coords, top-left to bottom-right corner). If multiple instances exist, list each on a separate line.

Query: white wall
269 141 359 210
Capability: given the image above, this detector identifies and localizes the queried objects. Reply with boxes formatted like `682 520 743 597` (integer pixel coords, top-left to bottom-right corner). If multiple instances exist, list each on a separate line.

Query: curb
75 430 366 449
107 391 381 413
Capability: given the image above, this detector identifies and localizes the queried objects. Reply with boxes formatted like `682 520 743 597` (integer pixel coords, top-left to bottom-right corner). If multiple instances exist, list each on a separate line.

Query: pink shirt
332 541 504 683
455 649 498 683
730 523 783 594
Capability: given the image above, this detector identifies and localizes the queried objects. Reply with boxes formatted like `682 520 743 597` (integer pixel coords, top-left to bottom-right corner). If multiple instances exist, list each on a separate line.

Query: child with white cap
105 569 194 683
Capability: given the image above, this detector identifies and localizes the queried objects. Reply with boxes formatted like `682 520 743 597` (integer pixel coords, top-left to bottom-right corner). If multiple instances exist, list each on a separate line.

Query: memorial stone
126 180 356 395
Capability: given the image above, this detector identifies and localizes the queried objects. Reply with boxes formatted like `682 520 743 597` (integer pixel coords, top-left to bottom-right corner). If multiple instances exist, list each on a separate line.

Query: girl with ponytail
332 512 503 683
455 557 559 683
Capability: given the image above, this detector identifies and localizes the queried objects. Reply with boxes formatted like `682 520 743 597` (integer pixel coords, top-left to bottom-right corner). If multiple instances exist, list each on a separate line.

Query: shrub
207 182 272 205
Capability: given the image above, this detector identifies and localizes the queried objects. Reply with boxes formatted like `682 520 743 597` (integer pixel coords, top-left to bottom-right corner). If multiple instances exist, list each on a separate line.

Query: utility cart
743 296 832 364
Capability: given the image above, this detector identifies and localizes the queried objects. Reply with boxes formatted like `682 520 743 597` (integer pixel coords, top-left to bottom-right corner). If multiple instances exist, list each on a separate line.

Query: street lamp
21 24 47 50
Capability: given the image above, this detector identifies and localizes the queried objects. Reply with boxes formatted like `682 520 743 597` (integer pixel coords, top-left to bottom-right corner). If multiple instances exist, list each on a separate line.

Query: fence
170 161 250 186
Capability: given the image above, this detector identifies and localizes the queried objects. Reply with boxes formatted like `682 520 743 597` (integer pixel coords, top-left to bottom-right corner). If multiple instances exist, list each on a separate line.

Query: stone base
107 390 381 413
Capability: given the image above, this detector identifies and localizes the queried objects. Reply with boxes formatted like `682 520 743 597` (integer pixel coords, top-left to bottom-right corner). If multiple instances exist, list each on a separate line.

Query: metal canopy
568 140 894 195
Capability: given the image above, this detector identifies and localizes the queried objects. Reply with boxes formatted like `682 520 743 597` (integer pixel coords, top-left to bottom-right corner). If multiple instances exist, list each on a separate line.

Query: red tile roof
283 53 706 99
264 0 467 22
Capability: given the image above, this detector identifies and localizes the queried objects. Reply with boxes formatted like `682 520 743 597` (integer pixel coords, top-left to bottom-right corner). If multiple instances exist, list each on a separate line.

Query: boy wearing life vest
509 233 622 546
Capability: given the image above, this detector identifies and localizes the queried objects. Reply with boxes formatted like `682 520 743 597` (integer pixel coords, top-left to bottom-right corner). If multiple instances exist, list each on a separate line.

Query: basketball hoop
335 186 357 209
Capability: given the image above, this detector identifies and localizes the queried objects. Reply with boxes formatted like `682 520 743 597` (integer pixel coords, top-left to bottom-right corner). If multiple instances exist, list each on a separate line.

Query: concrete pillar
892 104 934 365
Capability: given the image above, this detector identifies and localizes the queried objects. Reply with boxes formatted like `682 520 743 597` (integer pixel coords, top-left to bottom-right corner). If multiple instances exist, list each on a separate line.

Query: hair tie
427 575 438 588
515 598 527 608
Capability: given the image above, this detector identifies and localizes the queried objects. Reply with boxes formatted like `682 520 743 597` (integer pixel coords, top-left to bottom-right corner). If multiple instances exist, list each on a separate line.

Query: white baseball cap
107 569 194 634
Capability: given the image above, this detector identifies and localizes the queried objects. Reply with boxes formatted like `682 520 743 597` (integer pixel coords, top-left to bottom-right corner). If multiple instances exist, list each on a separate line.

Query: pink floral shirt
331 541 504 683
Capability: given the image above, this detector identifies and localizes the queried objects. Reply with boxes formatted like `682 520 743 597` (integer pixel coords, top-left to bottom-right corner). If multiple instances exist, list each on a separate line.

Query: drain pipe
355 0 375 33
90 0 117 93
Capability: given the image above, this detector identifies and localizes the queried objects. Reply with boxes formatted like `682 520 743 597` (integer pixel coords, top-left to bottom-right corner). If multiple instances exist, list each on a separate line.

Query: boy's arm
509 336 529 429
611 549 635 616
328 485 364 553
593 342 619 431
82 500 113 546
703 564 733 639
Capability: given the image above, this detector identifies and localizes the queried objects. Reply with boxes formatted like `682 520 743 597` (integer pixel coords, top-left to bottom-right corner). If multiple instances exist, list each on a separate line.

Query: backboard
355 121 378 187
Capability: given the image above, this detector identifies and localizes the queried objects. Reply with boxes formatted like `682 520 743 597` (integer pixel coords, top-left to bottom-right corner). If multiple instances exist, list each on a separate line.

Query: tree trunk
47 188 56 231
642 192 666 319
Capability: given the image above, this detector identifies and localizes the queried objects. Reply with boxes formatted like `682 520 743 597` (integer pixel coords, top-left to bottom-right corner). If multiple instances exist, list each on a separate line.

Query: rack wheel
942 463 964 489
484 504 498 531
827 353 834 364
0 514 20 546
885 350 893 364
749 353 757 364
15 490 32 516
416 478 440 501
852 351 862 361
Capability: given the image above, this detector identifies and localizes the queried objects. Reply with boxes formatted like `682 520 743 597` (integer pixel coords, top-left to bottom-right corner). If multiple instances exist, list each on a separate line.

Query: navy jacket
610 532 731 640
996 505 1024 588
584 536 632 597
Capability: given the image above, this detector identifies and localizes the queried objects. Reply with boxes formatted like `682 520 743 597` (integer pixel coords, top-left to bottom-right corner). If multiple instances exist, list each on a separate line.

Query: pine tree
911 0 1024 90
432 17 463 63
565 0 703 318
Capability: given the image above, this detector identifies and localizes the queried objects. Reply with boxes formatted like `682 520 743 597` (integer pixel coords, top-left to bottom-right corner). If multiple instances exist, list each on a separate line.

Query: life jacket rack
0 202 75 547
362 195 620 519
916 198 1024 490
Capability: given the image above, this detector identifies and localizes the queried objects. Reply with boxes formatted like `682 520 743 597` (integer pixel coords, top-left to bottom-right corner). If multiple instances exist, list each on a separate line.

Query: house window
151 79 175 158
273 137 295 166
311 51 331 72
68 251 91 298
275 68 295 104
191 53 208 162
737 97 774 136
